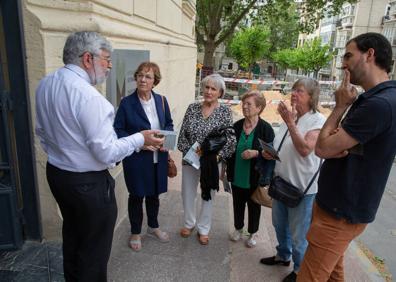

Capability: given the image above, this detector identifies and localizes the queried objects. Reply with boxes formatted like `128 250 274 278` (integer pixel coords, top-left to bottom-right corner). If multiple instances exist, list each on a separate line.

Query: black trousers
232 184 261 234
46 163 117 282
128 164 160 234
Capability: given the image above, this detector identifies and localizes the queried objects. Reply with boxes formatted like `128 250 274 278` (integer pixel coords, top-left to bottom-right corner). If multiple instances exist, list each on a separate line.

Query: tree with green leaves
255 1 300 55
273 37 334 78
196 0 353 68
255 1 300 77
272 48 299 70
229 26 271 73
298 37 334 77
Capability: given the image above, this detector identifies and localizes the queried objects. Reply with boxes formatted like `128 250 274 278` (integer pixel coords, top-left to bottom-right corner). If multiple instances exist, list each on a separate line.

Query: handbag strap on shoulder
277 129 289 153
161 95 166 129
302 158 323 195
276 126 322 195
161 95 165 112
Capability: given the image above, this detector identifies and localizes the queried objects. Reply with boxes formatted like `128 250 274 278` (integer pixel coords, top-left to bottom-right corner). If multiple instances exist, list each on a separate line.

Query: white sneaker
245 233 257 248
229 229 243 241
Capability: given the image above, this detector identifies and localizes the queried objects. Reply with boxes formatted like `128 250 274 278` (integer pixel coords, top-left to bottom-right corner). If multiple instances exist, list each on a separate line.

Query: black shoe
282 271 297 282
260 256 290 266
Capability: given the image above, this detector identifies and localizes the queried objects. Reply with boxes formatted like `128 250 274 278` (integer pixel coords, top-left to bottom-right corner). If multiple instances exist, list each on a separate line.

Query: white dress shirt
35 64 144 172
139 95 161 163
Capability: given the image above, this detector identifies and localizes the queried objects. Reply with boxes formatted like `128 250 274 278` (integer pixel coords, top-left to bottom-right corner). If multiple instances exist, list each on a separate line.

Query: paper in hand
158 130 177 150
258 138 280 161
183 141 200 169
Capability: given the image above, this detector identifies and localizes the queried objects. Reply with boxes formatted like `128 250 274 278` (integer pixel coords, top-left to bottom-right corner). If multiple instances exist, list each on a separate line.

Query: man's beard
349 58 365 86
89 62 109 85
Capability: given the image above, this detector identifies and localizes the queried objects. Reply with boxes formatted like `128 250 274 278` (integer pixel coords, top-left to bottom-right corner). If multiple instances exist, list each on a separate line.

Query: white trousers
181 164 216 236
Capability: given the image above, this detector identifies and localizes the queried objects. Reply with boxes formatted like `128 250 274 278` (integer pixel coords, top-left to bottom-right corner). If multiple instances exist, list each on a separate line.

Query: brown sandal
197 233 209 245
180 227 194 238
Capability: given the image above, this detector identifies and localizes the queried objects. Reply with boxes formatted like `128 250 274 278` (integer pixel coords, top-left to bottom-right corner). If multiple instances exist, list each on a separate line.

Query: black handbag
269 176 309 208
268 129 322 208
201 127 231 154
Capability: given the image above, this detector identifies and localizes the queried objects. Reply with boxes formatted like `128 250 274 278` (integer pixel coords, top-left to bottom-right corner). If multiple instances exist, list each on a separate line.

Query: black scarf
199 127 234 201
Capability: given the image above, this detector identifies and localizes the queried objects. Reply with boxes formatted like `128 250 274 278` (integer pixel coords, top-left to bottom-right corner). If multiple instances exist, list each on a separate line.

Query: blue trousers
272 193 315 272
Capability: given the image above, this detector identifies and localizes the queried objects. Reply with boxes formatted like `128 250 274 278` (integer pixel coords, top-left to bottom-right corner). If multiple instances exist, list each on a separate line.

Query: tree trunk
203 39 216 68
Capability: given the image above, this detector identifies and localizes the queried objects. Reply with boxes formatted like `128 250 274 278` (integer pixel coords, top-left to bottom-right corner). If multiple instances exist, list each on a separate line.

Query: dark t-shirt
316 80 396 223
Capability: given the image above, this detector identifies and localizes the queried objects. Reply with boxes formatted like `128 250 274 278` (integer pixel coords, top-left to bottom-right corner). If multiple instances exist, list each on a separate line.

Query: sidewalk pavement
0 151 385 281
107 151 385 282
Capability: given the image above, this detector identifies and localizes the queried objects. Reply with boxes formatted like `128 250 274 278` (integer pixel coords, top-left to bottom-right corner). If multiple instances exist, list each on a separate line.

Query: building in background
333 0 389 80
381 1 396 79
296 0 389 81
0 0 196 250
317 13 338 80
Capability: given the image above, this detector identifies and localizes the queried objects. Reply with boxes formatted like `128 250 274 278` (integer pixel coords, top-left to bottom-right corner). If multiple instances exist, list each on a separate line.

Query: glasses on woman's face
292 88 306 95
137 73 154 80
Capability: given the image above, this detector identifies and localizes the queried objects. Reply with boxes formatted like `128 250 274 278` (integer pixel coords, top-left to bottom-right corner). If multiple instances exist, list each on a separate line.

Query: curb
349 241 386 282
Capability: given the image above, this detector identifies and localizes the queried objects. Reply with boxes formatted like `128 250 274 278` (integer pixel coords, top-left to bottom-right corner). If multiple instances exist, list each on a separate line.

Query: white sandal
147 227 170 243
129 235 142 252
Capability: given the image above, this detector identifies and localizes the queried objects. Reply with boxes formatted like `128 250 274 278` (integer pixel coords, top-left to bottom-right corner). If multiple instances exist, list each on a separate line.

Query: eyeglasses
292 88 305 95
137 73 154 80
93 54 112 64
79 52 112 64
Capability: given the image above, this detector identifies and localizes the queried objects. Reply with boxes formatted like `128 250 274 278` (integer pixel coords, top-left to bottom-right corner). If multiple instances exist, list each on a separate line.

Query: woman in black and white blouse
177 73 236 245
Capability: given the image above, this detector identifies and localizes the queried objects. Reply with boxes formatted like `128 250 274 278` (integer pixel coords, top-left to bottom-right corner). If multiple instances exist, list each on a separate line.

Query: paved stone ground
0 151 385 282
108 190 231 282
0 241 64 282
107 151 385 282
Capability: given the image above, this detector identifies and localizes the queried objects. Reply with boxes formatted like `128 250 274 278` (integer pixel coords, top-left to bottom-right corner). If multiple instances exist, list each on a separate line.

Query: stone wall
21 0 197 239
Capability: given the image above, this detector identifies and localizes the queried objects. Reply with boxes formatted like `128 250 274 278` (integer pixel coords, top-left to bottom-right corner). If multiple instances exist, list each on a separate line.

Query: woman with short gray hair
260 77 325 282
177 73 236 245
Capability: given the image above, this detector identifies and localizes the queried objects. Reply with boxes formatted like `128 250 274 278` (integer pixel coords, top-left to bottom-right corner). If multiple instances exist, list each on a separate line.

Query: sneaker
245 233 257 248
282 271 297 282
229 229 243 241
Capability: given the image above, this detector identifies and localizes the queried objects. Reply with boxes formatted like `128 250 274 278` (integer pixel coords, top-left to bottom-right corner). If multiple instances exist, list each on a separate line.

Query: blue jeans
272 193 315 272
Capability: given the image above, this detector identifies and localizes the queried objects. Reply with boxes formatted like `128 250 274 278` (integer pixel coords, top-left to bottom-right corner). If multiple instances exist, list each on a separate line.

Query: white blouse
139 95 161 163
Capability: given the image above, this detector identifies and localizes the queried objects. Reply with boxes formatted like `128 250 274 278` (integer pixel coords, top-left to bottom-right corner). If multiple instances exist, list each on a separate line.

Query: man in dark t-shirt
298 33 396 281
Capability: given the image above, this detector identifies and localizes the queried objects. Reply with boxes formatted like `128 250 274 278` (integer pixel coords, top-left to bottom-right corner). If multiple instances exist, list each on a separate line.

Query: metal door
0 0 42 250
0 38 23 250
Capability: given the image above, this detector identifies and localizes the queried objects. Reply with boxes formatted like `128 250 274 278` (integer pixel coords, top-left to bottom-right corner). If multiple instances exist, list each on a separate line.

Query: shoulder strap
277 129 288 153
160 95 166 129
276 125 322 195
302 159 323 195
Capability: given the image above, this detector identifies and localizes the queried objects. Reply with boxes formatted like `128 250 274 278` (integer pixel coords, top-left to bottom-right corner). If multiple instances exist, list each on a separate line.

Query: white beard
89 62 109 85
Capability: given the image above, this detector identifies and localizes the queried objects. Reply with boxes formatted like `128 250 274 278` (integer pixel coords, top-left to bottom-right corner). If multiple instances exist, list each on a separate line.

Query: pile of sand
231 91 332 125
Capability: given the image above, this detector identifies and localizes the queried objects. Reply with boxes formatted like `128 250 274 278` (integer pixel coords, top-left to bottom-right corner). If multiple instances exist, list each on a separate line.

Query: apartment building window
383 26 393 43
390 3 396 17
393 27 396 46
342 6 349 17
351 5 355 16
386 24 396 46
